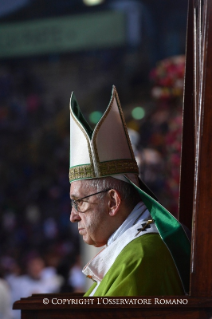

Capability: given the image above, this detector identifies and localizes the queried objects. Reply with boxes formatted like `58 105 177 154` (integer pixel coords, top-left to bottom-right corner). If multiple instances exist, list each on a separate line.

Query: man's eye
77 199 83 207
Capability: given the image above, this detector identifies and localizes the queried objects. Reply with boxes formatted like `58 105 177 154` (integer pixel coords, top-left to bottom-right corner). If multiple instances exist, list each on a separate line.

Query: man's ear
107 189 122 216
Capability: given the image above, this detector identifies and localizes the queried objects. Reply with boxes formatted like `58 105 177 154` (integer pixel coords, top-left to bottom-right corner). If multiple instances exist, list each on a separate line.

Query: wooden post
188 0 212 297
178 0 195 231
179 0 212 298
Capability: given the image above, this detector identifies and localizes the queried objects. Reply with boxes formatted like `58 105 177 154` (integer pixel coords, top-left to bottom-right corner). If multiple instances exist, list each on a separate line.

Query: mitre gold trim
99 159 138 176
69 159 138 182
69 164 95 182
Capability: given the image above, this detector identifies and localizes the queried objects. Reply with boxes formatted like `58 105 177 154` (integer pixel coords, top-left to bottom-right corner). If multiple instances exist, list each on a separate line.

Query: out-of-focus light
131 107 145 120
83 0 105 6
89 111 103 124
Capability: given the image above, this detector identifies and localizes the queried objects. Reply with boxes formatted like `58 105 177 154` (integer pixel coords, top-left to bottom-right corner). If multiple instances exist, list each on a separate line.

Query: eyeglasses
70 188 111 212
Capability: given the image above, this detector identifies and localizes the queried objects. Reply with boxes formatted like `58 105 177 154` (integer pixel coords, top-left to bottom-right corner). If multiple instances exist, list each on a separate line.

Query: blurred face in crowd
27 257 44 280
70 180 122 247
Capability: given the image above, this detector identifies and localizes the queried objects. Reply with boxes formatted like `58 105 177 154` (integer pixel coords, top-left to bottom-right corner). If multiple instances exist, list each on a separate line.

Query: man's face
70 180 110 247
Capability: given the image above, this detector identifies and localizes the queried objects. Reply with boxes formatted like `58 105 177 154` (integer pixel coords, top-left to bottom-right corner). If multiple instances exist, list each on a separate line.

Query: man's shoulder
116 232 167 262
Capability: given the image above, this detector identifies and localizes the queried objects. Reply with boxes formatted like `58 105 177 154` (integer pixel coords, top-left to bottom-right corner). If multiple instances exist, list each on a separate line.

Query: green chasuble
84 233 184 297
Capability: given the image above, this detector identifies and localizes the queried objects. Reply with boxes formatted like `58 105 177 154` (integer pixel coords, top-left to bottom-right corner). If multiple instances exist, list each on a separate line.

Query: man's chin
82 235 96 246
82 236 106 247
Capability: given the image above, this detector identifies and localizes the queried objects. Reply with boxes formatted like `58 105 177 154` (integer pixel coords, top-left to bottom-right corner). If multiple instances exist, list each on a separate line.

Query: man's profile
69 86 190 297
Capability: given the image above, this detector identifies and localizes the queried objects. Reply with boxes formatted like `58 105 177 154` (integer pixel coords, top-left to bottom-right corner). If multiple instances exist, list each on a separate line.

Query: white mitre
69 85 157 201
69 85 140 187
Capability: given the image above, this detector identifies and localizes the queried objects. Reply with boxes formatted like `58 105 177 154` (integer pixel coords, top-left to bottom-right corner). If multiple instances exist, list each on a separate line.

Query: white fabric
107 202 149 245
93 96 132 162
70 100 91 167
82 203 158 296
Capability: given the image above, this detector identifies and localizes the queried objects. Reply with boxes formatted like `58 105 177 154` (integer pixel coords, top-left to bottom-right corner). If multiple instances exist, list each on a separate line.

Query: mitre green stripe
127 178 191 295
71 93 93 139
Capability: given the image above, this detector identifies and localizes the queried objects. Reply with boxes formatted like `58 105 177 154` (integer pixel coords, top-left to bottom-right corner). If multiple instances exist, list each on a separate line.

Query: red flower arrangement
150 55 185 100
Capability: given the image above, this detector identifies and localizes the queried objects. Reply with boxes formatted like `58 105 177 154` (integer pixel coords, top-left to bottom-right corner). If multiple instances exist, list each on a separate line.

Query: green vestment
84 233 184 297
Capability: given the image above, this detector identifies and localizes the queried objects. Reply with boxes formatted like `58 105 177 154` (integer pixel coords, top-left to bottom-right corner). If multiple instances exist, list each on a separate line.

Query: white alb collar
107 202 150 246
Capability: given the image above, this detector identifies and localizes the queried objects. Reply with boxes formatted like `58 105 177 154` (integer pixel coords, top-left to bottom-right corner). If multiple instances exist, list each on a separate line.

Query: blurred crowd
0 54 185 318
0 63 85 319
0 252 84 319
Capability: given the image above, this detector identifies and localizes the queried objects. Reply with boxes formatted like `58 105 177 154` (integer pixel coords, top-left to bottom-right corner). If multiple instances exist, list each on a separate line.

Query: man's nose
70 208 81 223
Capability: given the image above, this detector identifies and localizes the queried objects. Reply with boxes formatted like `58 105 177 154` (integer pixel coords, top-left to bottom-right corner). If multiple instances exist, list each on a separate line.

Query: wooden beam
178 0 195 231
190 0 212 297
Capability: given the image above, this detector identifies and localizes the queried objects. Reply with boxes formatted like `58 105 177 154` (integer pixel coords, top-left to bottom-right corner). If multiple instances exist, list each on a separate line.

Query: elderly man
69 86 190 297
